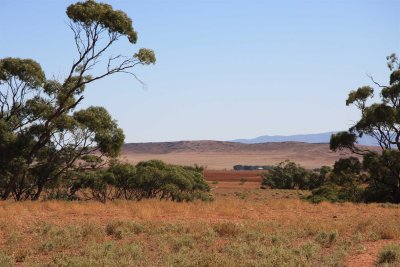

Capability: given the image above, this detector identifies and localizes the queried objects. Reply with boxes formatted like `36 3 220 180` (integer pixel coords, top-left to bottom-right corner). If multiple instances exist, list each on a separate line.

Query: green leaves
72 160 212 202
0 0 155 201
66 0 138 43
390 70 400 85
0 58 45 88
261 160 309 189
328 52 400 203
329 131 357 152
74 106 124 157
346 86 373 107
135 49 156 65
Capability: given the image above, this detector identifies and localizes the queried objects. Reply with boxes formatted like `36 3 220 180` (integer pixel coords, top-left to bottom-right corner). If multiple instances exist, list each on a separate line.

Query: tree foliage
261 160 309 190
329 53 400 203
261 161 334 191
0 0 155 201
57 160 212 203
307 157 365 203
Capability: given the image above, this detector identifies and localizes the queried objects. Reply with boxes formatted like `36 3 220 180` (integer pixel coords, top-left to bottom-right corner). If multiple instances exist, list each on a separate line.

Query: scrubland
0 186 399 267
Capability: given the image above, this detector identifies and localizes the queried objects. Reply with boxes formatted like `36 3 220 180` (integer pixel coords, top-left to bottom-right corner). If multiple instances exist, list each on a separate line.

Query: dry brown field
0 179 399 266
120 141 370 169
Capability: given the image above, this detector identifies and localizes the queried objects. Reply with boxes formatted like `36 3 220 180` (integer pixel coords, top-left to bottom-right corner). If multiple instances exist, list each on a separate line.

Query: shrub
213 222 243 237
377 243 400 265
307 157 365 203
261 160 309 189
106 221 145 239
315 230 338 248
171 235 195 252
307 166 332 189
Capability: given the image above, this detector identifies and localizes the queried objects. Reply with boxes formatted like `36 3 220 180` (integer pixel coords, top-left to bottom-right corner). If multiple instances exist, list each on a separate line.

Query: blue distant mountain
231 132 379 146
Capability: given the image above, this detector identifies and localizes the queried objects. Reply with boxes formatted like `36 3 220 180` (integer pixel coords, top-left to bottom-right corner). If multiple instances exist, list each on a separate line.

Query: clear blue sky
1 0 399 142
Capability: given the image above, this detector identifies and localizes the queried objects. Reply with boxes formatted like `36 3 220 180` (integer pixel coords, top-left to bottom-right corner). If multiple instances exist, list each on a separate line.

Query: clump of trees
0 0 158 201
0 1 213 203
328 53 400 203
261 158 366 203
265 54 400 204
261 160 331 190
307 157 366 203
49 160 212 203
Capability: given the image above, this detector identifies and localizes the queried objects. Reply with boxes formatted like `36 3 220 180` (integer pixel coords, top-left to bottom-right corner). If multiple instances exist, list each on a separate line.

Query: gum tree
330 54 400 202
0 0 155 200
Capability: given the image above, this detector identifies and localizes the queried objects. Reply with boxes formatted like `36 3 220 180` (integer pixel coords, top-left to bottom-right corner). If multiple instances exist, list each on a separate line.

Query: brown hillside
121 141 373 169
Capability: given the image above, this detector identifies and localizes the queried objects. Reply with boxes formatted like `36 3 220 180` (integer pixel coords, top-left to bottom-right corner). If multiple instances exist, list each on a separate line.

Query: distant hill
123 140 331 154
121 140 376 169
231 131 379 146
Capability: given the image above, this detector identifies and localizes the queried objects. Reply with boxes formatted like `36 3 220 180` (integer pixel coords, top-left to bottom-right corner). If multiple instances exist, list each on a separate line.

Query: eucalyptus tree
0 0 155 200
330 54 400 202
67 160 212 203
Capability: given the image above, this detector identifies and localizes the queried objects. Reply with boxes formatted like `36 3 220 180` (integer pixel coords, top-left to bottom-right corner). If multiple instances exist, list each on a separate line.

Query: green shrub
295 241 321 260
106 221 145 240
307 182 364 203
307 184 342 203
315 230 338 248
171 235 195 252
261 161 310 190
377 243 400 265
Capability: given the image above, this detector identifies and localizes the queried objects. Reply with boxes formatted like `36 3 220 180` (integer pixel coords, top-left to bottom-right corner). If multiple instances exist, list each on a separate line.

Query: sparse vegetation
0 190 398 266
376 243 400 266
1 0 398 266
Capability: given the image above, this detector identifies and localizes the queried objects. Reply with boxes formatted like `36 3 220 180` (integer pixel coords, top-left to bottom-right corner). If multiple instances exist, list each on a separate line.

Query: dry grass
0 186 399 266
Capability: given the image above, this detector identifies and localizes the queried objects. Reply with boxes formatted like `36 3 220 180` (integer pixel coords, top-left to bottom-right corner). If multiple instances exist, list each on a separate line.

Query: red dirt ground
347 240 400 267
204 170 263 182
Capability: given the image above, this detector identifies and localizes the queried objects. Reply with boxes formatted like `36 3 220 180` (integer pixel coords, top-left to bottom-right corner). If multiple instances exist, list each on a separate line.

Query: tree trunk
32 183 44 201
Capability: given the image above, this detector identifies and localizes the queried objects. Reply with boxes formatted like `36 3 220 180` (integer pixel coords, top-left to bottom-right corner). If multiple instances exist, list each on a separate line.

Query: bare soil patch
204 170 262 182
347 240 400 267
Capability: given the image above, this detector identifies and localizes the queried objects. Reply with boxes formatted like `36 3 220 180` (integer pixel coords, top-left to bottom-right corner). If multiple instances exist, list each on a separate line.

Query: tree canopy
0 0 155 201
329 53 400 203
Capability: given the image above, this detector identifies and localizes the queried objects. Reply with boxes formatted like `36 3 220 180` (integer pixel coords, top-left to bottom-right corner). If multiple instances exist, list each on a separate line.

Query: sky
1 0 399 142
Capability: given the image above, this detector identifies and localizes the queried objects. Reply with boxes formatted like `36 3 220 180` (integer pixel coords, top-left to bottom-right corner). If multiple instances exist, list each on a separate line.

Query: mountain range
231 131 379 146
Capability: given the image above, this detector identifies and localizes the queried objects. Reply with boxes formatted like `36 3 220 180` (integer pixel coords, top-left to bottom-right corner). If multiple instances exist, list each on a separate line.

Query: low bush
315 230 338 248
377 243 400 266
213 222 243 237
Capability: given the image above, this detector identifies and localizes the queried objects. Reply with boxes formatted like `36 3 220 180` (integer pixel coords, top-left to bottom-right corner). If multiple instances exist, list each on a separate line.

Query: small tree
330 53 400 203
0 0 155 200
307 157 365 203
261 160 309 189
307 166 332 190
